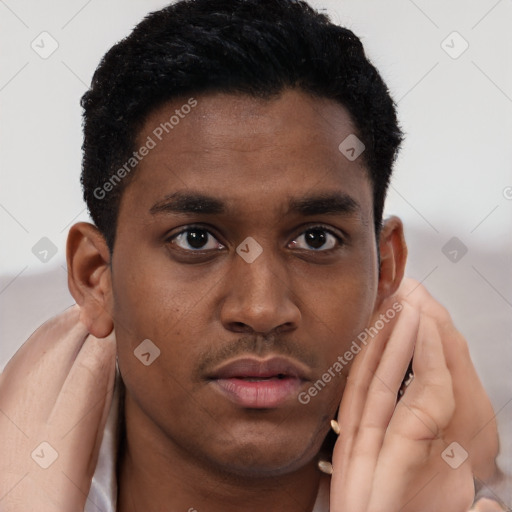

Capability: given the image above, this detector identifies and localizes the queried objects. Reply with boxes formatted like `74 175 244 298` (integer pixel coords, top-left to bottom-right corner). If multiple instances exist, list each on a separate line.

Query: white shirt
85 370 330 512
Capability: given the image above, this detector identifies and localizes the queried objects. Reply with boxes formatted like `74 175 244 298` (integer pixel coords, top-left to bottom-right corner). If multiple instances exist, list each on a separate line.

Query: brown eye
170 228 224 251
292 227 341 251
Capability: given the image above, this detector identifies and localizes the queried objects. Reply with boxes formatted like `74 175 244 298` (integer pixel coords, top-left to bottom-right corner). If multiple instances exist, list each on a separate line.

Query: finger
367 316 469 512
358 302 417 434
335 300 417 453
397 278 452 325
335 295 407 426
45 330 116 490
400 282 499 478
0 306 90 427
389 314 454 440
368 434 474 512
330 301 416 510
332 302 419 511
1 305 83 375
437 323 497 479
434 328 497 478
1 325 116 511
332 296 400 470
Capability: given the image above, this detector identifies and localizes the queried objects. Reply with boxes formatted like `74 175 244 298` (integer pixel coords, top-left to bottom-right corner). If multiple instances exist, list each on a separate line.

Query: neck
116 393 326 512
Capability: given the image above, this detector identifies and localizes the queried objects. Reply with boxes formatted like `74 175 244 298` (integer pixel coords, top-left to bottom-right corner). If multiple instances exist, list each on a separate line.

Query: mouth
207 356 309 409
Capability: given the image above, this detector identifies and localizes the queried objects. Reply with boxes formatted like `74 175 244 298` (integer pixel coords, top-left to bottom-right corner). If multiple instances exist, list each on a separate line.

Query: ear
375 216 407 305
66 222 114 338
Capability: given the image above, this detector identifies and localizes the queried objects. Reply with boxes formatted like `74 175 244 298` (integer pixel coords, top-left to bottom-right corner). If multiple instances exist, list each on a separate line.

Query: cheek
111 244 208 341
109 254 199 401
301 253 378 336
297 253 378 385
330 279 376 341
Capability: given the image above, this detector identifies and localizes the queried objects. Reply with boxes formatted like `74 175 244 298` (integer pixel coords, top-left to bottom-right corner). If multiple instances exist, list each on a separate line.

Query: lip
208 356 309 409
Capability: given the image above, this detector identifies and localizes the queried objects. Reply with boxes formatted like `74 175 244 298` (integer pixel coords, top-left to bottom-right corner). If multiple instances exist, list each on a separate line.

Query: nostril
229 321 252 333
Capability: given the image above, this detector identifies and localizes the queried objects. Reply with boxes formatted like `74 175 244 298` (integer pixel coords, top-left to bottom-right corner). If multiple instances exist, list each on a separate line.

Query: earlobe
66 222 114 338
376 216 407 303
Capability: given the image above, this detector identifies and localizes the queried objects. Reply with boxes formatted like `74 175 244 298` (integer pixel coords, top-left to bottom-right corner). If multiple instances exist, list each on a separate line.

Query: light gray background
1 0 511 496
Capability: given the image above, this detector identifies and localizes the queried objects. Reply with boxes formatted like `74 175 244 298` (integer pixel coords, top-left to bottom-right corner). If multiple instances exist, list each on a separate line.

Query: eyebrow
150 192 225 215
149 191 360 217
287 192 359 217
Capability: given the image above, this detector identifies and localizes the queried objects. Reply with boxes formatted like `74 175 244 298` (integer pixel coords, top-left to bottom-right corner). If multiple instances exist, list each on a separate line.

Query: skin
331 281 500 511
0 89 501 512
0 307 116 512
66 89 407 511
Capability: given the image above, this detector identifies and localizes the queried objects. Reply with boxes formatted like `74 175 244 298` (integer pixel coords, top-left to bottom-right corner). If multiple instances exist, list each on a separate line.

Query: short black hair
81 0 403 252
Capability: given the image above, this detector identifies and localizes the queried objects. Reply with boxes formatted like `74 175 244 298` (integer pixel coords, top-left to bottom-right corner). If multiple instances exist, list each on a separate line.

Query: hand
0 305 116 512
330 279 500 512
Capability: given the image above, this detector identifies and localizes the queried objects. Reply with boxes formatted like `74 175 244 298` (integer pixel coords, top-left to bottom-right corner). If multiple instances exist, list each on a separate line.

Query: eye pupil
305 229 326 249
187 229 208 249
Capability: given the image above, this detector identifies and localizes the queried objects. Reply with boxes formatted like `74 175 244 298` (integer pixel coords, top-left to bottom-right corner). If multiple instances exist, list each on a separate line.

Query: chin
205 435 321 479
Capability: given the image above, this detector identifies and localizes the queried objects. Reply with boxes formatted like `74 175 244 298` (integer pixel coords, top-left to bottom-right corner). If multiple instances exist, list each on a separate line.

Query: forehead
120 89 372 221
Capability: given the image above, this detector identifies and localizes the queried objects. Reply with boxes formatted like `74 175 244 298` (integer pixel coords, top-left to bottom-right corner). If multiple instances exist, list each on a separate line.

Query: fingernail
330 419 340 435
318 460 333 475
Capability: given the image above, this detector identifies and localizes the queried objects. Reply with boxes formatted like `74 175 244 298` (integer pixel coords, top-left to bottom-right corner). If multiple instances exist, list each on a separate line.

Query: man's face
110 89 379 476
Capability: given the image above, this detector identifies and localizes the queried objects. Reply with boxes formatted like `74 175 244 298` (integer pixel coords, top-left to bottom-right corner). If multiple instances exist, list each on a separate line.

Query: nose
219 247 301 335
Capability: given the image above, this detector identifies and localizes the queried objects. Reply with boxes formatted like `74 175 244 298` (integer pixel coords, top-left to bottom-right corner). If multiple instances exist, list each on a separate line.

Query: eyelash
165 224 345 254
